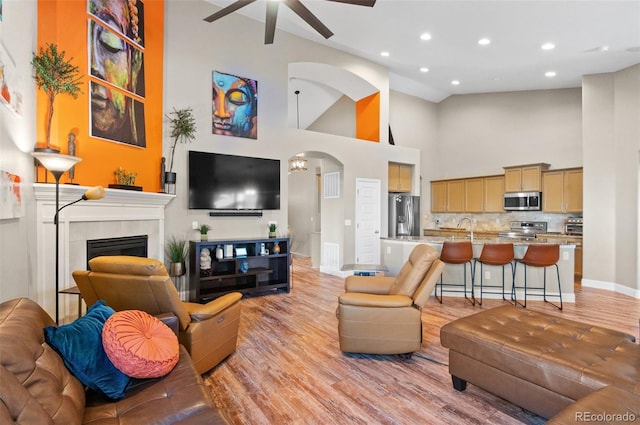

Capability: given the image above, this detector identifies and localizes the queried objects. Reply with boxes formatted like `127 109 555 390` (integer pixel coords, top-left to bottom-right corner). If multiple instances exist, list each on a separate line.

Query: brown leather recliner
337 244 445 355
73 255 242 374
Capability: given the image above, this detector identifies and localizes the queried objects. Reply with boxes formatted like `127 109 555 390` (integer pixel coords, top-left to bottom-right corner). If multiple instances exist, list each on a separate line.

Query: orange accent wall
355 92 380 142
36 0 164 192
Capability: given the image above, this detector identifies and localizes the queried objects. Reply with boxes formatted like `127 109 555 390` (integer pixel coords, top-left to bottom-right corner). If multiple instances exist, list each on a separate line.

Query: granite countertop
382 236 577 246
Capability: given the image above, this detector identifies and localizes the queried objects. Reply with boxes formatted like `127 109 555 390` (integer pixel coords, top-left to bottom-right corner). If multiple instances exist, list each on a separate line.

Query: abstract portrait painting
212 71 258 139
88 0 146 147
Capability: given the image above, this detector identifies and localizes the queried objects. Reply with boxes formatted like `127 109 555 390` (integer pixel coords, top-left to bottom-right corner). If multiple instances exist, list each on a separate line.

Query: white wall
0 0 38 302
307 95 355 138
582 64 640 295
162 1 420 268
436 88 583 178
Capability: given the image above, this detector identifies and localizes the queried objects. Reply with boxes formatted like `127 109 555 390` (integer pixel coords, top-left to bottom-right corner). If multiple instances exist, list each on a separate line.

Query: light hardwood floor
204 257 640 424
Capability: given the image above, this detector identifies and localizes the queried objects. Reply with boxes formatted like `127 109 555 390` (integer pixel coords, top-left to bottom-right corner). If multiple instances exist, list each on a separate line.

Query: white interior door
355 178 381 264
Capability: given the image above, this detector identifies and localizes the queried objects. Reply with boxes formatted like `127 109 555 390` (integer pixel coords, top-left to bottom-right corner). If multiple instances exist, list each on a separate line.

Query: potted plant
199 224 211 241
110 166 141 190
165 107 196 193
166 236 188 277
31 43 83 152
268 223 277 238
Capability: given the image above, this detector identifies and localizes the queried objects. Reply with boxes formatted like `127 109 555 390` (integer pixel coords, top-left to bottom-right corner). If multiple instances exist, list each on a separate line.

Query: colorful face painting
88 0 146 147
212 71 258 139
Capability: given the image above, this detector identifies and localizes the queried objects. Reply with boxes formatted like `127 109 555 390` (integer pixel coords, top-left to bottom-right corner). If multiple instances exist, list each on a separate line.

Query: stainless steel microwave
503 192 542 211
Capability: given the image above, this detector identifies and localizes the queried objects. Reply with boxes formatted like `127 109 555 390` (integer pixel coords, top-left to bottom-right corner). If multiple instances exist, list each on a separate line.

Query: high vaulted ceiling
203 0 640 102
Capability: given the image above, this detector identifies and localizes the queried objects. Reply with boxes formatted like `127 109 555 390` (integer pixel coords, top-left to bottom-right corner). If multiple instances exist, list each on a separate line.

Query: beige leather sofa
73 255 242 374
338 244 445 355
0 297 226 424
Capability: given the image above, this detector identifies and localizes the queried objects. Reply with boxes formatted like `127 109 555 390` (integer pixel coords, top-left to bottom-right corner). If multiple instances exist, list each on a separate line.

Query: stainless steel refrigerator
388 194 420 237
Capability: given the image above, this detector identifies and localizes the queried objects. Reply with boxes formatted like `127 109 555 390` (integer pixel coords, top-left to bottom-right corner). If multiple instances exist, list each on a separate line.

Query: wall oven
564 218 583 235
503 192 542 211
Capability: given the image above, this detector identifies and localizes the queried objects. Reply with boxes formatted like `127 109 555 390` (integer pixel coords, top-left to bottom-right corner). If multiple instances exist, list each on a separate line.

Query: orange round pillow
102 310 179 379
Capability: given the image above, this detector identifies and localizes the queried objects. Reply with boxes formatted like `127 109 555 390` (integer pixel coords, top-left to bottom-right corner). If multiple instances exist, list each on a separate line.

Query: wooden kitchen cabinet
388 163 412 192
542 168 583 213
431 181 447 212
465 178 484 212
483 175 505 212
504 163 549 192
564 169 583 212
432 176 502 213
446 179 465 212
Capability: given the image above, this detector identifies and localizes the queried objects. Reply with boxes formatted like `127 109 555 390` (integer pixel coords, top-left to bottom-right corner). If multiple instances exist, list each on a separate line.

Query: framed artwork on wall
212 70 258 139
0 170 23 219
0 42 23 118
87 0 146 147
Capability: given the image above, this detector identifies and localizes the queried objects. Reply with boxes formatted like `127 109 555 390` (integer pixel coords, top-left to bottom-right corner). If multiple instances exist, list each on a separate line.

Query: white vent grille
323 172 340 198
322 242 340 270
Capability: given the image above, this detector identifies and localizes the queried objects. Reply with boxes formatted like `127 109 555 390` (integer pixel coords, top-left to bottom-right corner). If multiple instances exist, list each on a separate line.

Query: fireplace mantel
33 183 174 323
33 183 174 206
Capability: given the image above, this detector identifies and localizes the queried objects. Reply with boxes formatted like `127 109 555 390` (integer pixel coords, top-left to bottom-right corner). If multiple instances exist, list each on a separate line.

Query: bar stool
473 243 515 306
436 241 474 304
512 244 563 310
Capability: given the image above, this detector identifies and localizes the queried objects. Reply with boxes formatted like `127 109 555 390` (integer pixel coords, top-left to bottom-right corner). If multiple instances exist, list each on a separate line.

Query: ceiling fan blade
203 0 256 23
325 0 376 6
283 0 334 39
265 1 279 44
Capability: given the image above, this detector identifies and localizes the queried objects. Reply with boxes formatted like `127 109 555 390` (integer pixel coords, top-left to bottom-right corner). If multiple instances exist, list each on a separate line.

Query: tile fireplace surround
33 183 174 323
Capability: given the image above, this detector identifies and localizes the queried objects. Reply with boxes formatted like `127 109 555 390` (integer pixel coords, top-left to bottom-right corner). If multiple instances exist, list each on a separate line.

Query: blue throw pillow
44 301 132 400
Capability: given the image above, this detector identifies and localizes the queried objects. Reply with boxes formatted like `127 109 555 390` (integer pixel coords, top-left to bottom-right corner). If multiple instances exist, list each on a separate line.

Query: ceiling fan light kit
204 0 376 44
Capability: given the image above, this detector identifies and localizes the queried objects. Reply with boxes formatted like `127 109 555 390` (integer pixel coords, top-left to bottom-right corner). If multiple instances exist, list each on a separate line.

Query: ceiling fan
204 0 377 44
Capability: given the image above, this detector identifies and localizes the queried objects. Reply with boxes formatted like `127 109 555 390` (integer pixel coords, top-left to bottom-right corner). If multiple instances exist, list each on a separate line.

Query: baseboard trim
582 279 640 299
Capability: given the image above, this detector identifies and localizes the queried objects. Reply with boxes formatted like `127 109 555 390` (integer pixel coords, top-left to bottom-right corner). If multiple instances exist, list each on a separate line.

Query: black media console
189 237 290 303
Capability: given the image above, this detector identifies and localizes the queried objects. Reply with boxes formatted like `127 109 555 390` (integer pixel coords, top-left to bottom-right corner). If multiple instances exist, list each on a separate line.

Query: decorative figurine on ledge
200 248 212 277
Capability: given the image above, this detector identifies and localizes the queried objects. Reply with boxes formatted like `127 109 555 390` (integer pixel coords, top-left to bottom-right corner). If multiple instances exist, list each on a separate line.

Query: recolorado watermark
575 411 637 422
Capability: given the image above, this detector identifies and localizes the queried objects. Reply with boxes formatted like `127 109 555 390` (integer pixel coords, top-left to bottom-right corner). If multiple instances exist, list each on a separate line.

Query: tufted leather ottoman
547 386 640 424
440 305 640 419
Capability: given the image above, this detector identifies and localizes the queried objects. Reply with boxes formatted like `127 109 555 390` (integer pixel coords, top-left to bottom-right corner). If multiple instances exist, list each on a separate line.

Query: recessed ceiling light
541 42 555 50
420 33 432 41
451 80 460 86
380 51 390 57
420 67 429 73
478 38 491 46
545 71 557 77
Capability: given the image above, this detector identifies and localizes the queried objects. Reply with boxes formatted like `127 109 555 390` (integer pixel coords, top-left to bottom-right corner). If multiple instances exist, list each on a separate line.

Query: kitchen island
381 237 576 302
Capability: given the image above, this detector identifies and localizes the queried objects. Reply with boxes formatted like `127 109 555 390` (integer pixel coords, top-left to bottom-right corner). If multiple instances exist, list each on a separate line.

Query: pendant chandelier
289 156 307 172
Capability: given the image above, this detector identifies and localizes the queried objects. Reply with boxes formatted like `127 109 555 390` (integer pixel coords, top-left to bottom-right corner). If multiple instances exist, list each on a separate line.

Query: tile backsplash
424 212 581 233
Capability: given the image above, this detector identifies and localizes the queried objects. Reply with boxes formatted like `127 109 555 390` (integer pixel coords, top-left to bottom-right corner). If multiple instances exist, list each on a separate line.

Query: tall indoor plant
165 107 196 193
31 43 83 152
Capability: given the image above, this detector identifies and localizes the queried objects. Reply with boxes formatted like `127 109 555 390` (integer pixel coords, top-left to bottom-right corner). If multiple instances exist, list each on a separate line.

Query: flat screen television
188 151 281 210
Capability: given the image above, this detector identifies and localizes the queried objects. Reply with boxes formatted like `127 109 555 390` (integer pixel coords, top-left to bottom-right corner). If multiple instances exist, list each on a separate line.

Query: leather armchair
73 255 242 374
337 244 445 355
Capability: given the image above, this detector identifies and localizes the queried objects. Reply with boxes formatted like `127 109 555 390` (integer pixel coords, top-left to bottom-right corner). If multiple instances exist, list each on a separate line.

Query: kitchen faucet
458 217 474 243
